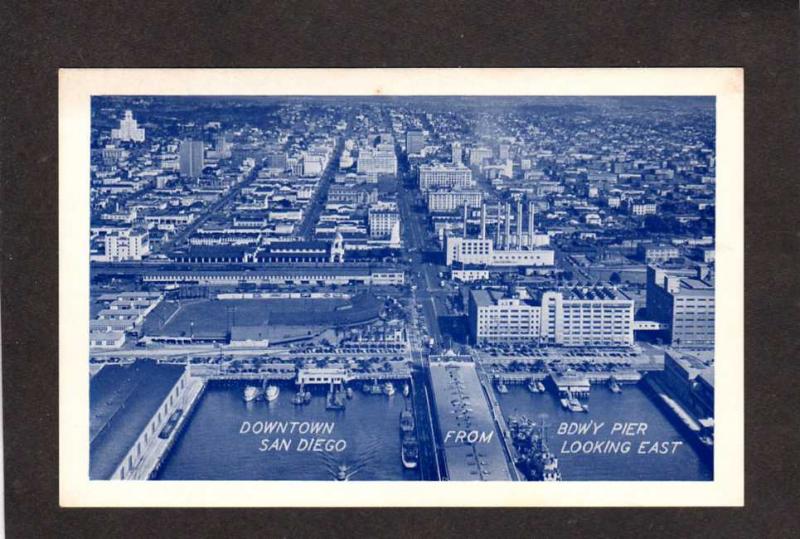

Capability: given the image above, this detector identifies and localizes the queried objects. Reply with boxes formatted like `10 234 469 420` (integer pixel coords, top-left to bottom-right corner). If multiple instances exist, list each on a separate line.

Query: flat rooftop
429 362 512 481
90 360 185 479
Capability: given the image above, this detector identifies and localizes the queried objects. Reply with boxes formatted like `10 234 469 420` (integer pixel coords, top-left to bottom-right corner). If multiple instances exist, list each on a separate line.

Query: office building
469 147 493 166
104 228 150 261
357 146 397 176
111 110 146 142
368 202 401 238
426 189 483 212
469 285 634 346
451 141 462 165
646 265 715 348
406 130 425 155
418 164 474 191
179 139 205 178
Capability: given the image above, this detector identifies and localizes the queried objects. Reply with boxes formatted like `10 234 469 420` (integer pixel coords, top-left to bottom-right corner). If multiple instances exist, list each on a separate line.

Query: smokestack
504 202 511 250
516 198 523 248
480 203 486 239
495 203 501 247
528 200 535 248
463 204 468 238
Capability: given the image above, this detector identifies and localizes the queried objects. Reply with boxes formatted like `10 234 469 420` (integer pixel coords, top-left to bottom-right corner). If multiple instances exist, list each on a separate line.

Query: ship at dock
399 405 419 469
508 415 562 481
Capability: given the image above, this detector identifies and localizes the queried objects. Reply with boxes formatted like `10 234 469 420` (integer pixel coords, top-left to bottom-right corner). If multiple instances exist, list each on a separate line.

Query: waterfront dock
130 377 207 480
428 361 515 481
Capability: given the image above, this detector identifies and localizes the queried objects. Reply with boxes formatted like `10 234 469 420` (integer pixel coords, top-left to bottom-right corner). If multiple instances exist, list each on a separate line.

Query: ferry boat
496 380 509 394
568 396 587 413
508 415 562 481
400 409 415 435
401 437 420 469
264 385 280 402
383 382 396 396
243 386 261 402
608 377 622 394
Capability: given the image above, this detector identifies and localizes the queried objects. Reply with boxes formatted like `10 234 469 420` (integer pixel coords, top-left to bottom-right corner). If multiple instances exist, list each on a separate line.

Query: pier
130 377 207 480
428 361 515 481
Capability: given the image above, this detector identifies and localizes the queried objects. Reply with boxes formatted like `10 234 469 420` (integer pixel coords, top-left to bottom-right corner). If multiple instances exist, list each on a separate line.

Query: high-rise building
451 141 462 165
498 143 510 160
406 130 425 155
357 146 397 177
469 286 634 346
179 139 205 178
646 265 715 348
368 202 401 238
104 228 150 261
418 164 474 191
111 110 145 142
469 147 493 166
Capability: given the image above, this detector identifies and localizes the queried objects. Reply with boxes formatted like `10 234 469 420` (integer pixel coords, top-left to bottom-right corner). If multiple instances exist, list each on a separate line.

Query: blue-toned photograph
88 96 715 482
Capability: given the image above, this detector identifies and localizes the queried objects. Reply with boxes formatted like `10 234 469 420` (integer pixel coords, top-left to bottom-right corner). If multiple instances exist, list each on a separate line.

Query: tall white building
426 189 483 212
104 228 150 261
111 110 145 142
368 202 400 238
357 147 397 176
418 164 474 191
469 286 634 346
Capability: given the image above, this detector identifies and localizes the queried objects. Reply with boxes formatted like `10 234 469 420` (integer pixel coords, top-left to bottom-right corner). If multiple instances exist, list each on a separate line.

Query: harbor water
496 383 713 481
156 381 421 481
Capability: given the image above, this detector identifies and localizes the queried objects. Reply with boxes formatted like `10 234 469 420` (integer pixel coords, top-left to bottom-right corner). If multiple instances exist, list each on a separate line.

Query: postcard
59 68 743 506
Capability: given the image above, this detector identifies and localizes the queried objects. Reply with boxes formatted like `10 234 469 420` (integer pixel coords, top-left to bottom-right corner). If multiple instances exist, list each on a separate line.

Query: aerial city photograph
88 95 716 482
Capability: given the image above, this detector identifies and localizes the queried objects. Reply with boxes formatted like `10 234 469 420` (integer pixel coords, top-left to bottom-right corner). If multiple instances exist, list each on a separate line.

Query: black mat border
1 1 799 537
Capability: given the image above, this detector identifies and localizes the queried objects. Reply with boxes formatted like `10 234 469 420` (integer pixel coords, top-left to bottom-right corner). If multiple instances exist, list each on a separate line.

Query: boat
326 385 346 410
401 436 419 469
291 388 311 405
608 377 622 394
334 464 356 481
536 381 545 392
560 397 570 410
496 380 509 394
243 386 261 402
345 387 354 399
366 380 384 395
527 379 540 393
264 385 280 402
507 415 562 481
383 382 396 396
400 409 415 435
402 383 410 397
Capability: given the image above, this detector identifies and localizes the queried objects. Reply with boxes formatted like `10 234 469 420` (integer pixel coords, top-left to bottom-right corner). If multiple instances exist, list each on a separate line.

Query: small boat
402 383 410 397
568 397 587 413
536 381 545 392
401 437 419 469
243 386 260 402
560 397 570 410
383 382 396 396
326 387 346 410
608 377 622 394
264 385 280 402
496 381 509 394
400 409 415 434
335 464 356 481
345 387 354 399
367 380 384 395
527 379 540 393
